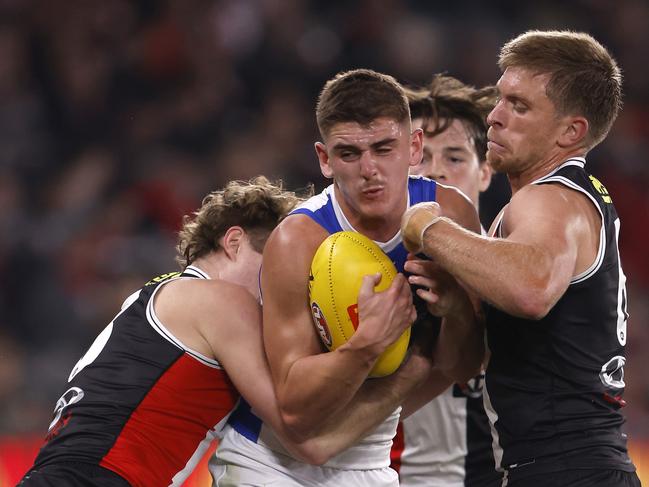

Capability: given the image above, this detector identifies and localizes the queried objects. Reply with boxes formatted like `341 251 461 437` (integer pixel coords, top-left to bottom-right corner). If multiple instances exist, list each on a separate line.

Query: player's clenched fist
400 202 442 254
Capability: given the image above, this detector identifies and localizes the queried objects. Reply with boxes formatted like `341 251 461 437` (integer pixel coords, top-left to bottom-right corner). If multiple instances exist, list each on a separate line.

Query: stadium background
0 0 648 484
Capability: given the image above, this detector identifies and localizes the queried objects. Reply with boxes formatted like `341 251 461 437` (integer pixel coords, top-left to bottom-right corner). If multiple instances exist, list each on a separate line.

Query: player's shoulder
435 181 473 207
156 278 262 354
291 185 333 214
504 182 594 237
407 174 438 202
408 174 436 186
435 182 480 232
513 181 584 212
267 212 329 256
161 278 257 316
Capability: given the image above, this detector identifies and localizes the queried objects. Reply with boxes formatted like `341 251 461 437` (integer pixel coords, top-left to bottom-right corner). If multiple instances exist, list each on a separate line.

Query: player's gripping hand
400 202 442 254
348 273 416 358
404 256 469 319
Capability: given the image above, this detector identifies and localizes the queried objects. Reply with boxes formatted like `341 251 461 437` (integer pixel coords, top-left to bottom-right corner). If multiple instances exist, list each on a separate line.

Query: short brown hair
499 30 622 149
176 176 305 268
316 69 411 139
404 74 497 161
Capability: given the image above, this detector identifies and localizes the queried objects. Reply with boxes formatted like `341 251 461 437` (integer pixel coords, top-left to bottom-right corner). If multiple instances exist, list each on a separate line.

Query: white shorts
210 428 398 487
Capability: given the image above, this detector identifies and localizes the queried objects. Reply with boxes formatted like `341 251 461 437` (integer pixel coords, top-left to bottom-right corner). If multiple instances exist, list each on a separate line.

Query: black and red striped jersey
31 265 240 486
484 158 635 479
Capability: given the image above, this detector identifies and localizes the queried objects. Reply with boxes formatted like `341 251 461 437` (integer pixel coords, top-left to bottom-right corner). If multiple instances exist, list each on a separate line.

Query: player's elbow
278 427 331 465
511 284 555 320
293 443 330 466
305 450 330 466
507 262 569 320
280 422 335 466
279 409 314 443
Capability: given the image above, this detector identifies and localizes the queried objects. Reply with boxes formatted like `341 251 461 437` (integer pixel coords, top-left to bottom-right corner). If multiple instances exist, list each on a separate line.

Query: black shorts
506 468 640 487
19 462 130 487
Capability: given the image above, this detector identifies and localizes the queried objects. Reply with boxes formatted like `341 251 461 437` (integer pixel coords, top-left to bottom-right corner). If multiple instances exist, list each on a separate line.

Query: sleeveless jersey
484 158 635 478
221 176 439 470
31 266 240 487
392 374 502 487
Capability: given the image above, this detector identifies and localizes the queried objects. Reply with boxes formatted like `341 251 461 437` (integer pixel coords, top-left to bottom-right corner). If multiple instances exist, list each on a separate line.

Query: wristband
418 216 442 251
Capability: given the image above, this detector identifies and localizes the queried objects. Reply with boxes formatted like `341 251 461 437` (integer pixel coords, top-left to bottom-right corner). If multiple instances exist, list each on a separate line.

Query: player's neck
508 149 585 194
339 206 403 243
190 253 224 280
333 185 406 243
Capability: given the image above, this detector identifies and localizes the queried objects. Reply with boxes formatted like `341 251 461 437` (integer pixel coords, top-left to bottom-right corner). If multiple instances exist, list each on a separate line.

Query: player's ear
315 141 333 179
478 160 493 193
558 116 588 148
221 226 245 261
409 128 423 168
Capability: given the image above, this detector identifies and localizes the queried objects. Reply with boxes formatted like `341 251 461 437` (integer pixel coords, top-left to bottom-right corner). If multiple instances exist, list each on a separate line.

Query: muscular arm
430 185 484 381
400 368 452 419
296 349 432 463
196 282 370 465
262 214 419 439
181 276 432 464
159 279 427 465
398 186 484 413
405 184 598 319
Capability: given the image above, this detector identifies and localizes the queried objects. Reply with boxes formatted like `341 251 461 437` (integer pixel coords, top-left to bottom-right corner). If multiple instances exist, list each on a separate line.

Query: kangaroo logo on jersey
311 302 333 347
589 175 612 204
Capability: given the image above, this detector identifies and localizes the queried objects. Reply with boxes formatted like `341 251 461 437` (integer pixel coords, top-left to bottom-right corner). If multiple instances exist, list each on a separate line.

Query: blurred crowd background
1 0 648 465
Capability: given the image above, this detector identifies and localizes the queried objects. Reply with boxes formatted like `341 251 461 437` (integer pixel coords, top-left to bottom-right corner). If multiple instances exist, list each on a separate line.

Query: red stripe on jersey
390 421 405 474
100 353 239 487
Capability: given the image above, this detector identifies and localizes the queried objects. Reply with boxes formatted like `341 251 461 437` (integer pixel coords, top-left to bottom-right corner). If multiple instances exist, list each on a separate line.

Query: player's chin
486 150 506 171
358 201 389 219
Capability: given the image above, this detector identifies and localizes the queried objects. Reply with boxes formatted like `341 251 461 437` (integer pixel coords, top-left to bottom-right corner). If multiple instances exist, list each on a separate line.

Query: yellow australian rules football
308 231 411 377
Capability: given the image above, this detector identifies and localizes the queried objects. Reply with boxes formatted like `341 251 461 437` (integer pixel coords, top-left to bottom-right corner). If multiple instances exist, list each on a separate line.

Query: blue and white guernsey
293 176 437 271
214 176 438 473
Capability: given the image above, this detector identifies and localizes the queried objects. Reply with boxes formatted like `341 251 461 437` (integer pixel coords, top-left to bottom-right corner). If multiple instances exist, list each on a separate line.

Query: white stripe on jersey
184 265 211 279
145 268 224 369
295 185 332 212
482 385 504 471
330 184 408 254
613 218 628 346
531 158 606 284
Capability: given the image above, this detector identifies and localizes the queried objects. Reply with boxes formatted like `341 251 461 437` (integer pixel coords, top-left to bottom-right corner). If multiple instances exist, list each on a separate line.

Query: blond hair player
401 31 639 487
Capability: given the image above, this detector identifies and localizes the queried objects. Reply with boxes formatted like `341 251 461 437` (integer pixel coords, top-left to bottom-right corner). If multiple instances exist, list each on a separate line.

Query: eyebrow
495 83 531 105
331 137 397 152
503 92 532 106
331 143 361 153
444 146 471 154
370 137 397 149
